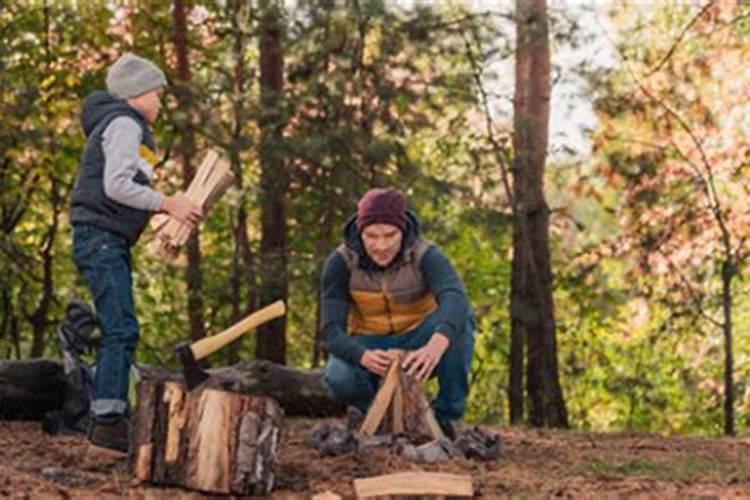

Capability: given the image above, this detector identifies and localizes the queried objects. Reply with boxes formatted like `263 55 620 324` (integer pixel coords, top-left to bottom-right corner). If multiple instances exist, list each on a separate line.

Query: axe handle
190 300 286 360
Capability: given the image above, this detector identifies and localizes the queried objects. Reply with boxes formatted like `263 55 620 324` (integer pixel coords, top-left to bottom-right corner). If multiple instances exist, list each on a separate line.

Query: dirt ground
1 418 749 499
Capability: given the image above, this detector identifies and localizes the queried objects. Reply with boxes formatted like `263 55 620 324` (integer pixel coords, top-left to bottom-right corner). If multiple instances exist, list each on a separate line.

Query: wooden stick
391 380 403 434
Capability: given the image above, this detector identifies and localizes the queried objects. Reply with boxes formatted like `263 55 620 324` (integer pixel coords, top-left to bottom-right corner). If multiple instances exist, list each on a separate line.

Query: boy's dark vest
70 111 156 246
337 238 438 335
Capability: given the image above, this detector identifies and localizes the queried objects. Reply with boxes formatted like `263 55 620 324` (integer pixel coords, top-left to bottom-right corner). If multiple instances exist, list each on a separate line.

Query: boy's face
127 87 163 124
361 223 403 267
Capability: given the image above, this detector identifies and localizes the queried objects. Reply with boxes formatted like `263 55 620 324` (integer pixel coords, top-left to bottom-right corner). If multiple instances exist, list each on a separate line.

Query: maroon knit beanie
356 188 407 232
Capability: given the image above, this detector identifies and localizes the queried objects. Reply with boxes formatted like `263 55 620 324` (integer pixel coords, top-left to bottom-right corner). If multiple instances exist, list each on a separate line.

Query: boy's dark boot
88 414 130 453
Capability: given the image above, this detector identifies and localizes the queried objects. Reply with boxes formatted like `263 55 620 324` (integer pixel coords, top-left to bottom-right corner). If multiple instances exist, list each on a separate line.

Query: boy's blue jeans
324 312 475 422
72 224 138 417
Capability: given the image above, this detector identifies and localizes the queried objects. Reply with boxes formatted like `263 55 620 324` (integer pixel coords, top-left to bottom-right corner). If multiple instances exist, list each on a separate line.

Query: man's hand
360 349 392 376
161 192 203 226
402 333 450 382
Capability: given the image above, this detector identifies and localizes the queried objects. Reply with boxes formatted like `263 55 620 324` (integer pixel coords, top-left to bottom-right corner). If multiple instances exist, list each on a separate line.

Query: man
320 187 475 436
70 53 202 452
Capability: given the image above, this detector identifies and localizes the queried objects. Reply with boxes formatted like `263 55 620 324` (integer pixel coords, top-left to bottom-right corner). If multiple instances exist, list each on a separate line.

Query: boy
70 53 202 452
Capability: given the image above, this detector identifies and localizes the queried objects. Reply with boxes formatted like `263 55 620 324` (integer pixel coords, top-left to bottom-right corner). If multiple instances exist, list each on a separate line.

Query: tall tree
509 0 567 427
227 0 257 364
256 0 287 364
172 0 206 343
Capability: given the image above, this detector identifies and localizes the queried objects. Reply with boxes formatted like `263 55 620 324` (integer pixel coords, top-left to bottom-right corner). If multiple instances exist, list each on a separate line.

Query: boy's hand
360 349 392 376
402 333 450 382
161 192 203 226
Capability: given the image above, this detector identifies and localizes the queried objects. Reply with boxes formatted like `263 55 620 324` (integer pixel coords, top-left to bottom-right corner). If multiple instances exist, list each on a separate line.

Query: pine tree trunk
256 0 288 364
508 319 524 424
227 1 256 365
510 0 567 428
173 0 206 343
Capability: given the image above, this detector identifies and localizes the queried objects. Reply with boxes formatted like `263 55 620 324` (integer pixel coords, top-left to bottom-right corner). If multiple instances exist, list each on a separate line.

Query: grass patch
578 457 737 482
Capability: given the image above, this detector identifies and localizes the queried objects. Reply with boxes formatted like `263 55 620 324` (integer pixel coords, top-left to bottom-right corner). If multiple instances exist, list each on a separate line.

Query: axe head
174 341 209 390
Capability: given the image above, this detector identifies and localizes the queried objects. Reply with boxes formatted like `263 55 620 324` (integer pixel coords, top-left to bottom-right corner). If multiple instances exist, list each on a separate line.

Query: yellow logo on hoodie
139 145 157 166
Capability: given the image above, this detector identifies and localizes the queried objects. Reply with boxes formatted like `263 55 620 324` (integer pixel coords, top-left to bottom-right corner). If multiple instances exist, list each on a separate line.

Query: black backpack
42 299 96 435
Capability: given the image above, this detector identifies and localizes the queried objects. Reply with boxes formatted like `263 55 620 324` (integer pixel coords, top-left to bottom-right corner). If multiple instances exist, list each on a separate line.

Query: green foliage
5 0 749 437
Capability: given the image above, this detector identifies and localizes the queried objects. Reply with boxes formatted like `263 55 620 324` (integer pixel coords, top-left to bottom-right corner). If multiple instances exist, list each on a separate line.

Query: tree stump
131 372 283 495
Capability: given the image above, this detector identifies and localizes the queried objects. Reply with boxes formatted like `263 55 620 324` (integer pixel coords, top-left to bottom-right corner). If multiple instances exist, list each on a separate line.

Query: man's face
361 223 403 267
128 87 163 124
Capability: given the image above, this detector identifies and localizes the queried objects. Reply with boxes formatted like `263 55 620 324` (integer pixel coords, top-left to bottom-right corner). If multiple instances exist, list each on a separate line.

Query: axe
174 300 286 390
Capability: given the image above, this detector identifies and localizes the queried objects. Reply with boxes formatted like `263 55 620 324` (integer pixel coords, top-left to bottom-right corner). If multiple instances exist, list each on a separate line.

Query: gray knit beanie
106 53 167 100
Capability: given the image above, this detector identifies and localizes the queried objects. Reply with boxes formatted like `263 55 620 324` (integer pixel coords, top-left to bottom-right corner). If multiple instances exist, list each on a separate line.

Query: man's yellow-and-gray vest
337 238 437 335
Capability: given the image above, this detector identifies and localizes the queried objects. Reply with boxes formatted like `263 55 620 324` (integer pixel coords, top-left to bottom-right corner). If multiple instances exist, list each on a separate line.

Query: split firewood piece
151 150 235 259
131 374 282 495
311 491 343 500
391 378 404 435
353 472 473 498
359 356 401 436
398 367 444 441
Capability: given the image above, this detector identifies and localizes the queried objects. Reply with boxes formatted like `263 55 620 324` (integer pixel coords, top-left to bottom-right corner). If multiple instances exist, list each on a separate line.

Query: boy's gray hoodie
70 91 161 245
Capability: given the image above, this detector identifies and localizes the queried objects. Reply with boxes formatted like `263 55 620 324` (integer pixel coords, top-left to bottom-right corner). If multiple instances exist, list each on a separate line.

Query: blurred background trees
2 0 749 436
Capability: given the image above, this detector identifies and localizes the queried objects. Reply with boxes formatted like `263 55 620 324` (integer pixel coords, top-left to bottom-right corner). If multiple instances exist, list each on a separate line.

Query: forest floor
1 418 749 499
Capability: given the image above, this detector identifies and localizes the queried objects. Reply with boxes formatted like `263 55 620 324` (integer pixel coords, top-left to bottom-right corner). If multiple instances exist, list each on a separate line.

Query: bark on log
204 360 345 417
138 360 345 417
0 359 65 419
131 372 283 495
0 359 344 420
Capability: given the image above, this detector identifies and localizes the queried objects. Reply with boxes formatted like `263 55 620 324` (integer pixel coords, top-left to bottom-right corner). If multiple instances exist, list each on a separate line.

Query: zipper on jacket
381 278 395 334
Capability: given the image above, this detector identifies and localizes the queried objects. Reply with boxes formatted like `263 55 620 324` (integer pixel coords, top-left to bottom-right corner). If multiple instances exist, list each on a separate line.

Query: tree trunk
173 0 206 343
131 373 282 495
256 0 288 364
508 320 524 424
510 0 567 428
28 7 60 357
228 0 256 365
312 204 334 368
28 178 59 357
721 260 735 436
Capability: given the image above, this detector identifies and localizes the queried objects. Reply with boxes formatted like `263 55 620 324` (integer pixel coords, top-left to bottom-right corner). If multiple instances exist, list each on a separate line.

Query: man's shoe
346 406 366 430
88 414 130 453
437 419 466 440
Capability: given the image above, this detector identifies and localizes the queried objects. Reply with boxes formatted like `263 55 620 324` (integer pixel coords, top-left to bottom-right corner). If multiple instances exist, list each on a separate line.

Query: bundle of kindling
151 150 235 259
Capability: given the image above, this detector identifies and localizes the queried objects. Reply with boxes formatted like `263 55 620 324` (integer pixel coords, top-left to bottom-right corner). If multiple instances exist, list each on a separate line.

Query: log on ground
0 359 65 419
